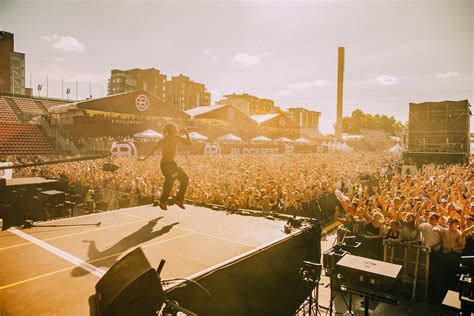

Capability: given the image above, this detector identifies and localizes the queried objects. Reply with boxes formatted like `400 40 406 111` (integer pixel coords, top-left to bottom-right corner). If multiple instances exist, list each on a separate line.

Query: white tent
341 142 353 152
217 133 242 142
388 143 402 153
250 135 272 143
274 137 293 143
294 137 311 144
133 129 163 138
328 141 352 152
188 131 208 141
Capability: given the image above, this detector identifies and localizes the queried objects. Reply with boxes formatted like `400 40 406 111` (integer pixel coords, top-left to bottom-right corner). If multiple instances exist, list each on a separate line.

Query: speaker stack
95 247 165 316
404 100 471 164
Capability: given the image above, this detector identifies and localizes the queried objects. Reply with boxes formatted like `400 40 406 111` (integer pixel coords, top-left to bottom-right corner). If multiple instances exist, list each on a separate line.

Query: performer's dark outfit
141 127 191 210
159 134 191 204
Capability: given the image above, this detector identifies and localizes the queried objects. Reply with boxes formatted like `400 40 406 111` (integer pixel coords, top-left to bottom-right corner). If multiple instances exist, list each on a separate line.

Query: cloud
288 80 328 90
435 72 461 79
277 90 293 97
277 79 328 98
369 74 399 86
263 52 270 57
232 53 260 67
41 35 86 52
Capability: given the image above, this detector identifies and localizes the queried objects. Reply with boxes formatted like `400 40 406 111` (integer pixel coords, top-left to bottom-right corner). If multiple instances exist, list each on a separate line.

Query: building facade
165 74 211 110
220 93 275 115
108 68 167 99
0 31 25 95
287 107 321 130
215 98 251 116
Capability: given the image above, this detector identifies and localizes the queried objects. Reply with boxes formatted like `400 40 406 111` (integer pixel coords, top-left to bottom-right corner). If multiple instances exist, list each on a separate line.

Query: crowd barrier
383 240 430 301
274 193 341 225
67 183 340 227
336 238 462 304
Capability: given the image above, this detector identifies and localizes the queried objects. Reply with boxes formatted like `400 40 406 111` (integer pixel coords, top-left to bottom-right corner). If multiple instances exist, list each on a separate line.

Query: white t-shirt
440 227 464 251
419 223 442 250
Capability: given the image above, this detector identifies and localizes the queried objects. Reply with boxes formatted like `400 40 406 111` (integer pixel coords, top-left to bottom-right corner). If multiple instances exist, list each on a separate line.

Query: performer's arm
139 140 162 161
180 128 192 145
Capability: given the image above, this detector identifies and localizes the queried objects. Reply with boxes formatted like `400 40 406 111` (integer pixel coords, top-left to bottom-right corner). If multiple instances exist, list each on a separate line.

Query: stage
0 203 320 315
5 177 58 188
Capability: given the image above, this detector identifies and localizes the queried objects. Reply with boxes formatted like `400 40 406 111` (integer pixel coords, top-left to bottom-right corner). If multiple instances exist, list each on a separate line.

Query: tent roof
274 137 293 142
188 131 208 140
295 137 310 143
251 114 279 124
388 143 402 152
49 90 190 119
251 113 298 129
186 104 257 126
217 133 242 141
250 135 272 142
186 104 226 117
133 129 163 138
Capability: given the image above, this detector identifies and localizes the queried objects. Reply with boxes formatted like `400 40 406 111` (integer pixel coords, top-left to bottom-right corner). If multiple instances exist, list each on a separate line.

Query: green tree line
341 109 404 135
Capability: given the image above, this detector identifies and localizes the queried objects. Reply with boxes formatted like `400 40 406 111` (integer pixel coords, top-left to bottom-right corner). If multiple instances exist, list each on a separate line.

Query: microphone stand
23 220 101 229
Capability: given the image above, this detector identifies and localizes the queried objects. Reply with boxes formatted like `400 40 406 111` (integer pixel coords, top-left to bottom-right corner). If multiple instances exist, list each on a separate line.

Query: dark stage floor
0 204 290 315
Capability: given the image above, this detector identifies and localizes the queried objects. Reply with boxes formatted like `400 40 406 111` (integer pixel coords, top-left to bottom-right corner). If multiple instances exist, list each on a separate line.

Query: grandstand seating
11 97 45 114
0 97 20 122
0 121 56 155
40 99 65 109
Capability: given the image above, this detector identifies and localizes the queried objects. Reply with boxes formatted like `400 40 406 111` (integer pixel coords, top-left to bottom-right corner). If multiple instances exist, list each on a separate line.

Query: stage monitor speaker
95 247 164 316
40 190 65 206
336 254 402 303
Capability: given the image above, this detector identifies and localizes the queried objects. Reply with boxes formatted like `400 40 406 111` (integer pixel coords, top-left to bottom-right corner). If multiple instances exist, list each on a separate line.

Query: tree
340 109 404 135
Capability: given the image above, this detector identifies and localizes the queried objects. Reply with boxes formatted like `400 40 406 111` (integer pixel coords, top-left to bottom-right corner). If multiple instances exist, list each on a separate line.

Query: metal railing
38 116 80 155
383 240 431 301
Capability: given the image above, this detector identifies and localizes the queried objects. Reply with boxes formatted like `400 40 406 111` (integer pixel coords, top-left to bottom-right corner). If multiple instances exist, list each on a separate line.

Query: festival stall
274 137 293 143
250 135 272 143
188 131 209 142
295 137 311 144
133 129 163 139
217 134 243 143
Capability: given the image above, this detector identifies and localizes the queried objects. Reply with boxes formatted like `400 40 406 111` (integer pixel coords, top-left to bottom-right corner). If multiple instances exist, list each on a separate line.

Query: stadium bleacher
11 97 45 114
0 121 56 155
40 99 66 109
0 97 20 122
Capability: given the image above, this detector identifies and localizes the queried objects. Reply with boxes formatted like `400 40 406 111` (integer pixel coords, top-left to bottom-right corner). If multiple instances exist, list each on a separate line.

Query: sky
1 0 473 134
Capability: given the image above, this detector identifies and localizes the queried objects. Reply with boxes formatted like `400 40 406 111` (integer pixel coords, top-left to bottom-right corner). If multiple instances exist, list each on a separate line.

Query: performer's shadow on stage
72 217 179 277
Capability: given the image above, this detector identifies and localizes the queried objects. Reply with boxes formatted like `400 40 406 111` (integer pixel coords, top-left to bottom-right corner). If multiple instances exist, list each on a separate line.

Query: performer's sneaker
158 201 167 210
175 200 185 210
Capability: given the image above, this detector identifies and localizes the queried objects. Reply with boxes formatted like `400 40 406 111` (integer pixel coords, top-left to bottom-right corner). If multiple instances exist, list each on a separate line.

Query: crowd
334 163 474 303
15 152 399 214
10 150 474 303
334 163 473 254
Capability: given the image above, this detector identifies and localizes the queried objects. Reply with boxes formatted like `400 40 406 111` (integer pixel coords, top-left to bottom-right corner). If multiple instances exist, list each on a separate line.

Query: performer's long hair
163 123 178 136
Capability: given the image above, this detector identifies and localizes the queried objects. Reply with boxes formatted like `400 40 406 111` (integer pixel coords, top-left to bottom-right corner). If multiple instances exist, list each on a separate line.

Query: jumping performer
139 123 191 210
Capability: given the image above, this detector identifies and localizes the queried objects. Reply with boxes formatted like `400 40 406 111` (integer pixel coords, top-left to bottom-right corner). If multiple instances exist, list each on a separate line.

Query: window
143 83 148 91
